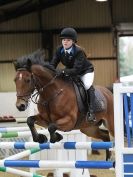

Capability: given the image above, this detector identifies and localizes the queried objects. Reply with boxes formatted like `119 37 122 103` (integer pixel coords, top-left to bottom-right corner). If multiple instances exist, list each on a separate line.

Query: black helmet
60 27 77 42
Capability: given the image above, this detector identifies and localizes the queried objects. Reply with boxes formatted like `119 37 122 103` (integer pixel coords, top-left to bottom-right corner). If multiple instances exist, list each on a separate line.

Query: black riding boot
86 86 96 122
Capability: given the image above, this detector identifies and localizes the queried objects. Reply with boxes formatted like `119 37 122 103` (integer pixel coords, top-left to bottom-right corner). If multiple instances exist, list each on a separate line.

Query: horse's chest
38 106 49 119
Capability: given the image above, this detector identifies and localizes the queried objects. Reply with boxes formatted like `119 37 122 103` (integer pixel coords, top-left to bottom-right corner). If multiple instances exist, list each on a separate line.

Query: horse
14 50 114 160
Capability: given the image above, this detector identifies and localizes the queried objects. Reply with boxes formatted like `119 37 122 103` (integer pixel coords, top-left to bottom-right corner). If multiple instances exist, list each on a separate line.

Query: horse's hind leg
96 129 112 161
27 116 48 143
80 126 111 161
98 129 112 161
48 123 63 143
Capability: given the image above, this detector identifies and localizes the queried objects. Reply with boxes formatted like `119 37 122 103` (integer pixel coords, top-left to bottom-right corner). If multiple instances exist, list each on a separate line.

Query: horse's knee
27 116 36 126
48 123 57 134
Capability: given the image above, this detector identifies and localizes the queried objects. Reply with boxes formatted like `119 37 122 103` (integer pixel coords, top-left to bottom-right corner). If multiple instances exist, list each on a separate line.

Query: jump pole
0 127 30 133
1 148 46 176
0 160 115 169
0 129 85 138
0 166 45 177
0 129 48 138
0 141 114 150
4 148 43 160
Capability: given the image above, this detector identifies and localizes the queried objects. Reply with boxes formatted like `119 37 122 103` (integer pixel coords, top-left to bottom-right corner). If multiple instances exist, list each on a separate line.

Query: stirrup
86 112 96 122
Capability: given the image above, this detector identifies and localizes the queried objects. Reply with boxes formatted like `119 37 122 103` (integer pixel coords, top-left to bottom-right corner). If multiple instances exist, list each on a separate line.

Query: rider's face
62 38 73 49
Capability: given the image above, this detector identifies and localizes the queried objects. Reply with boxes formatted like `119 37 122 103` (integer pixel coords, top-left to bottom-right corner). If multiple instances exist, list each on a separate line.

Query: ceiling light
96 0 108 2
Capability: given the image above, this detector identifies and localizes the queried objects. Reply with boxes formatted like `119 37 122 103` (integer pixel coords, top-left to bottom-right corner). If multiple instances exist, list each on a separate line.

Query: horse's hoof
38 134 48 143
55 132 63 142
50 132 63 143
106 150 112 161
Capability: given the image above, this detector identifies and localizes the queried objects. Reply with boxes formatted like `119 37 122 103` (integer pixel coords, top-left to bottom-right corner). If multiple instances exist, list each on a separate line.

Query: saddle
72 77 107 115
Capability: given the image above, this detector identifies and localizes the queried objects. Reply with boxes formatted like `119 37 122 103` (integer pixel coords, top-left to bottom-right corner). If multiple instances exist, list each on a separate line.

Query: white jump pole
0 166 46 177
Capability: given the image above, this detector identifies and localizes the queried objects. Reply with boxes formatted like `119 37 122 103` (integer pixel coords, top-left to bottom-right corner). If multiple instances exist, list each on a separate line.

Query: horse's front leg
48 123 63 143
27 115 48 143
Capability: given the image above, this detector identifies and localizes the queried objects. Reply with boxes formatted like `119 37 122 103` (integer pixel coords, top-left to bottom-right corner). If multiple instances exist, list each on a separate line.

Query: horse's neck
32 65 52 81
32 65 58 92
31 65 72 94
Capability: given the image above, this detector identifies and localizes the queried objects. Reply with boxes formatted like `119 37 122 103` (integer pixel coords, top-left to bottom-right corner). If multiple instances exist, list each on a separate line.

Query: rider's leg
87 85 96 121
81 71 96 122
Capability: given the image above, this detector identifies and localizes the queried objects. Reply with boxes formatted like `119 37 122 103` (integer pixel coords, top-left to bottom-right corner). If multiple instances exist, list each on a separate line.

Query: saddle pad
93 88 107 113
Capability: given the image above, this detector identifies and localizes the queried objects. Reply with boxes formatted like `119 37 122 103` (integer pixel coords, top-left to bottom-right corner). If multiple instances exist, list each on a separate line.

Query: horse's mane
15 49 48 69
15 49 57 74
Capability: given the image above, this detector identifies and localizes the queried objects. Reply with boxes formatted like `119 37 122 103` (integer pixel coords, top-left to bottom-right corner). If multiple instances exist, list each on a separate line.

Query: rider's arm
64 51 94 76
49 48 61 69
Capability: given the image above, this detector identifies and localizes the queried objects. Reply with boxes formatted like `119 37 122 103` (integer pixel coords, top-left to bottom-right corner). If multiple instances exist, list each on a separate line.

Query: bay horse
14 50 114 160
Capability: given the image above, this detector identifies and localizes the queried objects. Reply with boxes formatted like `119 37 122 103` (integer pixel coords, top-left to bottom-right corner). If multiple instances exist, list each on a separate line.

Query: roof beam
52 27 112 34
0 0 21 6
0 27 112 34
108 0 114 26
0 0 73 23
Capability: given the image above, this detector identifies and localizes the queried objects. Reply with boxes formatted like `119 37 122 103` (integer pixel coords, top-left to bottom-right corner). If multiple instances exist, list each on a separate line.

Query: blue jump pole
2 160 115 169
0 141 114 150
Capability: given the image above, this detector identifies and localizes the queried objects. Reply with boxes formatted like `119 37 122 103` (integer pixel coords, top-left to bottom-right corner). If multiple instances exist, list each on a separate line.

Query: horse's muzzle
16 103 27 111
16 99 28 111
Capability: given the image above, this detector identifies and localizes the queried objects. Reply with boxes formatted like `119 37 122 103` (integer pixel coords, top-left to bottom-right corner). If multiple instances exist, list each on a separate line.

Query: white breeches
80 72 94 90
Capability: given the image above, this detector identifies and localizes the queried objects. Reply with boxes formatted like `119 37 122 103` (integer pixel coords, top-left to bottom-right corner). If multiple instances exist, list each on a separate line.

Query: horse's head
14 59 35 111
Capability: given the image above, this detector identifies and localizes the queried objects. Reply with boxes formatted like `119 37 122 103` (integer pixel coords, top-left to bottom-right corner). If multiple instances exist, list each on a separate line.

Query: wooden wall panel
42 0 111 29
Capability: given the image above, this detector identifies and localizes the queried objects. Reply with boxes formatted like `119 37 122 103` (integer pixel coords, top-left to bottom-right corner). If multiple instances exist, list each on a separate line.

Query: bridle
16 68 35 100
31 73 62 104
16 68 63 106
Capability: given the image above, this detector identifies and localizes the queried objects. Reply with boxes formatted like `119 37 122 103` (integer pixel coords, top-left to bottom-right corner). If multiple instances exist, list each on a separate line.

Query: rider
49 27 96 122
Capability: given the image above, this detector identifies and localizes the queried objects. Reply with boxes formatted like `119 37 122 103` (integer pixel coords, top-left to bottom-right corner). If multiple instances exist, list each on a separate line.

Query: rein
36 74 58 94
31 74 63 106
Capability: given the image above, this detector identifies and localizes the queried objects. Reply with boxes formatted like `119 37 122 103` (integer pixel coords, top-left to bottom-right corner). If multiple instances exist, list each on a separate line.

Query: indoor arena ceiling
0 0 72 23
0 0 132 25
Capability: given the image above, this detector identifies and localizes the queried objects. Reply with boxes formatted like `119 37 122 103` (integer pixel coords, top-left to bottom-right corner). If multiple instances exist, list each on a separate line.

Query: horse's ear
27 58 32 71
13 60 18 71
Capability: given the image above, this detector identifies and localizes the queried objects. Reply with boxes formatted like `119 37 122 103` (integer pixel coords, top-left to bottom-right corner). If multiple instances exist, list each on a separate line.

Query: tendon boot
86 86 96 122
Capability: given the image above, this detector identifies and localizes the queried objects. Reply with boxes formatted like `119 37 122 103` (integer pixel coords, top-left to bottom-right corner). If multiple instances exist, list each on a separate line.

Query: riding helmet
60 27 77 42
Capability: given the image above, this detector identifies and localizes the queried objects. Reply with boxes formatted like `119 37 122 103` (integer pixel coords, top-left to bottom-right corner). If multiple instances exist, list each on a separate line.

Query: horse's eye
26 79 30 83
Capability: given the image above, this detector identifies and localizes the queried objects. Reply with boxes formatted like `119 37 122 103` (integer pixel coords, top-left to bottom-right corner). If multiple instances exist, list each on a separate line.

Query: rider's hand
56 69 69 77
56 69 65 76
62 70 69 77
